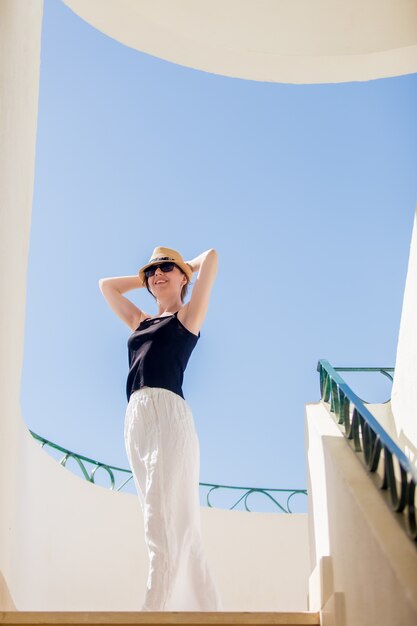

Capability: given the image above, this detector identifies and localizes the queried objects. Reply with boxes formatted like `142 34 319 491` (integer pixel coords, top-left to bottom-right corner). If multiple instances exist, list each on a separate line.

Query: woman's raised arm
182 249 218 335
99 275 149 331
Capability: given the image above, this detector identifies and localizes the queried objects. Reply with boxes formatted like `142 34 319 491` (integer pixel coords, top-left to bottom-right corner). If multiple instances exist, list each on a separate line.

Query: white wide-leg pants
124 386 223 611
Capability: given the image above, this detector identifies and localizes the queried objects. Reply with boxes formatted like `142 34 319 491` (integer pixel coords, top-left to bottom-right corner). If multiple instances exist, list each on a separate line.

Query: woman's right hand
98 275 149 331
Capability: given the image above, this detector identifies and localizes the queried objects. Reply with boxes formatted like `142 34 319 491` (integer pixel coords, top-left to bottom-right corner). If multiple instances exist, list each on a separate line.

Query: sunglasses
144 261 177 278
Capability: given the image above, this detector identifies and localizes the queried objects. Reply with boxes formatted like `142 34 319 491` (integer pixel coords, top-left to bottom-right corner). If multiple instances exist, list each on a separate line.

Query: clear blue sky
21 0 417 513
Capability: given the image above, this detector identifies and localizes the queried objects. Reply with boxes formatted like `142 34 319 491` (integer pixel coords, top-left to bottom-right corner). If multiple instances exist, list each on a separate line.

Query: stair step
0 611 320 626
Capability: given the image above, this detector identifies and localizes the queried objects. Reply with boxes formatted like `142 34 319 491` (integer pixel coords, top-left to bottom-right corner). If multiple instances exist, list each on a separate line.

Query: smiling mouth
155 280 167 285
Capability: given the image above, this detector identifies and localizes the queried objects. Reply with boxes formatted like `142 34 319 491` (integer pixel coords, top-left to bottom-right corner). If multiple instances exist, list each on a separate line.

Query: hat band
150 256 175 262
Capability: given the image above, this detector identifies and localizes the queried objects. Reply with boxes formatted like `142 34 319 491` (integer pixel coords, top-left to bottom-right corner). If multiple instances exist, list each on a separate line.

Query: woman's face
148 264 187 298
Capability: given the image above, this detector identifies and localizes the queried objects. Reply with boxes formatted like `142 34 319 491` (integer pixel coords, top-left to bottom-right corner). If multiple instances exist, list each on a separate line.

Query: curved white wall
62 0 417 83
9 425 310 611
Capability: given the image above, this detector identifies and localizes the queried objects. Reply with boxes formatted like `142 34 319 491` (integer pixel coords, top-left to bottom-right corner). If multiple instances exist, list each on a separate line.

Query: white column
391 205 417 468
0 0 44 609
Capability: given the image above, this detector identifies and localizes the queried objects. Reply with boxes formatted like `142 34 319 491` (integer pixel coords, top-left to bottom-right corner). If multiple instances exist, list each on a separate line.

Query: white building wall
9 424 310 611
62 0 417 83
306 401 417 626
391 206 417 468
0 0 44 610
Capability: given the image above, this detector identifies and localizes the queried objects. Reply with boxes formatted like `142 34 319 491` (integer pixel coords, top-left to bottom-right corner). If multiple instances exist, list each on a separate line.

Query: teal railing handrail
29 430 133 491
317 360 417 541
332 366 394 382
332 366 394 404
29 429 306 513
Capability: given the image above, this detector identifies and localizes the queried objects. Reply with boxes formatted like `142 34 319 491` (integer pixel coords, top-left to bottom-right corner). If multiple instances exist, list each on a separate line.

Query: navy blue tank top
126 311 200 402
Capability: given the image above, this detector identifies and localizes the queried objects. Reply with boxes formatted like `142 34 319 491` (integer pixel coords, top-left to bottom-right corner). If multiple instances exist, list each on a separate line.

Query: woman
99 246 223 612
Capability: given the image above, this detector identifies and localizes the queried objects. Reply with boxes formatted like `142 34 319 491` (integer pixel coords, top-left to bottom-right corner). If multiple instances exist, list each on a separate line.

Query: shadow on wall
364 402 417 471
0 570 16 611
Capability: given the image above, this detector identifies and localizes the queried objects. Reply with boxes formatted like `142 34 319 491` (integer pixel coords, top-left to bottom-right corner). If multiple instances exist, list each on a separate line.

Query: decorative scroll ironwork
317 360 417 542
200 483 307 513
29 430 307 512
29 430 133 491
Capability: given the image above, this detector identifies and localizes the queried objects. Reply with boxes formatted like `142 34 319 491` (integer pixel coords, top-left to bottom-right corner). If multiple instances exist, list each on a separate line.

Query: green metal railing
317 360 417 542
201 483 307 512
29 430 306 513
29 430 133 491
330 366 394 404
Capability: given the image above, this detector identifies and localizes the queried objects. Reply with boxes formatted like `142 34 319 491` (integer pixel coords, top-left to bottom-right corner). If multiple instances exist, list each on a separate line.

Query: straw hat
138 246 193 286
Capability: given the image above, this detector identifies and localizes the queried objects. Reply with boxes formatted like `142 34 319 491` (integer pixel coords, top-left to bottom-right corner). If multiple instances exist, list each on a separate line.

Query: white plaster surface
5 422 310 611
0 0 44 612
305 402 343 571
62 0 417 83
392 206 417 470
306 401 417 626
